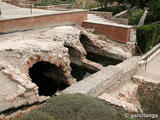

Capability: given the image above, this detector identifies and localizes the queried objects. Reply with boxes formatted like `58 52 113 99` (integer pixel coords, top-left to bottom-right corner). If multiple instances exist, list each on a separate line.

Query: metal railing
136 43 148 70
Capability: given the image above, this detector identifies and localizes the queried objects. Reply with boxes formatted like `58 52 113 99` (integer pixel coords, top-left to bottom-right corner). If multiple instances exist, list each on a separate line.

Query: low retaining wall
88 11 112 19
0 10 87 33
61 65 122 97
61 56 141 97
82 21 132 43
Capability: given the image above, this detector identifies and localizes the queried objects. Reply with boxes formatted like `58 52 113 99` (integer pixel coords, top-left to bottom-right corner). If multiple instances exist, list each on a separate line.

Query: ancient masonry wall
61 56 141 97
0 11 87 33
82 21 132 43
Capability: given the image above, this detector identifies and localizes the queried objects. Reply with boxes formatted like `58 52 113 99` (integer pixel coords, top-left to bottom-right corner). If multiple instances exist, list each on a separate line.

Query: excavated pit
65 33 122 81
29 61 69 96
0 25 135 117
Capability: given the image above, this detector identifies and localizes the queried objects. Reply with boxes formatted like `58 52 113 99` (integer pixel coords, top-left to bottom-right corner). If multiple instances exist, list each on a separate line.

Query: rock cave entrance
29 61 69 96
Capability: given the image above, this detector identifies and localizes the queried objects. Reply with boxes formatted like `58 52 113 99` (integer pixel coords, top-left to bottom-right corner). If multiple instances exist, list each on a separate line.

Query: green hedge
92 5 127 15
137 24 160 53
16 94 134 120
17 111 56 120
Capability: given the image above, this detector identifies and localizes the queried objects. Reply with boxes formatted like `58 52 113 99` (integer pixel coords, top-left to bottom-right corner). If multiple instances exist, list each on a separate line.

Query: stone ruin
0 25 134 114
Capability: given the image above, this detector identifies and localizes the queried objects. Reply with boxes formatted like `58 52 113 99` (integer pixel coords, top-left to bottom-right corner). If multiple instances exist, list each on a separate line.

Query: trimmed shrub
16 110 56 120
136 24 160 53
16 94 134 120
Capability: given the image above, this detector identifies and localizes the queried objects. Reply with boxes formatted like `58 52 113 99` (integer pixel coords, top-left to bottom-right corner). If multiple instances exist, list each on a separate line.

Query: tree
145 0 160 24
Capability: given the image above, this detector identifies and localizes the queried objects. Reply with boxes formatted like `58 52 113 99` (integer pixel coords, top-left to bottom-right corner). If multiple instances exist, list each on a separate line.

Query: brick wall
82 21 131 43
0 11 87 33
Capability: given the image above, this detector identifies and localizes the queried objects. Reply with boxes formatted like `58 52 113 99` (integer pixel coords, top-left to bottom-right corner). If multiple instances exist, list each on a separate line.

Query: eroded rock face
0 25 133 112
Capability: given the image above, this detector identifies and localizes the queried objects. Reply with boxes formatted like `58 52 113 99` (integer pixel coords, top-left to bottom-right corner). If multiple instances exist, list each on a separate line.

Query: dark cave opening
29 61 69 96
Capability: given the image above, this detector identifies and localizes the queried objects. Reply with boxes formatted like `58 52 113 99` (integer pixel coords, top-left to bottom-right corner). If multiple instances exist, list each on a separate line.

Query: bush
16 111 56 120
92 5 127 15
145 0 160 24
137 24 160 53
128 9 144 25
16 94 134 120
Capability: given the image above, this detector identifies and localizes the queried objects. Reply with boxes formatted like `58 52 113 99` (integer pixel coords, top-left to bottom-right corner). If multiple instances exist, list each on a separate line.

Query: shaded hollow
80 34 122 67
70 63 96 81
29 61 69 96
80 34 100 54
86 52 122 67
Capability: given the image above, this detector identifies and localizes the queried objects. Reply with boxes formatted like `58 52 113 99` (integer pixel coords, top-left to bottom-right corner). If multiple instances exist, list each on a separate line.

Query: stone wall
82 21 132 43
61 56 142 97
61 65 122 97
0 10 87 33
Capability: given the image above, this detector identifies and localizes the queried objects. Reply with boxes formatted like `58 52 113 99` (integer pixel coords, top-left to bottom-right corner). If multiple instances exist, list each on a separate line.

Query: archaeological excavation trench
0 25 138 119
64 33 123 82
25 34 124 97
